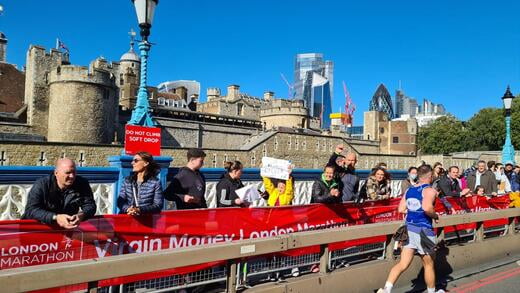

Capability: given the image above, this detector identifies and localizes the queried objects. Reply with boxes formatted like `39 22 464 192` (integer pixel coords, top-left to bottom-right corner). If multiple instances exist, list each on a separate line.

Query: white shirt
475 171 482 187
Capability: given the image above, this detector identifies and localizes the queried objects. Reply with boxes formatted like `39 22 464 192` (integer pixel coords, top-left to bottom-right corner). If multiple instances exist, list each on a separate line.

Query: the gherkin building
369 84 394 119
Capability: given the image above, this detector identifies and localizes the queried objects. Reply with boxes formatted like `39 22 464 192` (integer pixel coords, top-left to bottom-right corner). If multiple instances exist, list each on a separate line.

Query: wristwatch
52 214 57 221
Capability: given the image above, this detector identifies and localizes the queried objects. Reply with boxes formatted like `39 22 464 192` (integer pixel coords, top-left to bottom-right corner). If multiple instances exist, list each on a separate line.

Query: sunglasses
132 158 143 163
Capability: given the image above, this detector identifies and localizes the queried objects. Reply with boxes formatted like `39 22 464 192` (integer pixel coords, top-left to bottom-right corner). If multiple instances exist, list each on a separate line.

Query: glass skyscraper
294 53 333 129
369 84 394 120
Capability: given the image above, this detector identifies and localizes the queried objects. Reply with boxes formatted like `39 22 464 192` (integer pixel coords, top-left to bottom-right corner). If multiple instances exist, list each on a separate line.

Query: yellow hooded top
262 176 294 206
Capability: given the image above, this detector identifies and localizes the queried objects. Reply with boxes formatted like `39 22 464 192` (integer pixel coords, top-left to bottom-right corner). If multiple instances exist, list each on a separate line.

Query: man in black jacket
165 148 207 209
438 166 471 197
22 158 96 229
328 145 360 202
438 166 470 213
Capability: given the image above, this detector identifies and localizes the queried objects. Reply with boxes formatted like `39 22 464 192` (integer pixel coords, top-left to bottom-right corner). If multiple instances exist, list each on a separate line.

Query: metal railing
1 208 519 292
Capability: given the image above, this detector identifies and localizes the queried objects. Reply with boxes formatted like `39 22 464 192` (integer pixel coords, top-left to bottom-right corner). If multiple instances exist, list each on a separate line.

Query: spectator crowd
22 145 520 229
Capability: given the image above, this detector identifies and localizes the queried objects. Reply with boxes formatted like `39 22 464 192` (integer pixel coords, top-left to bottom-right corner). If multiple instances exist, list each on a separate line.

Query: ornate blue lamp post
501 86 516 164
129 0 158 126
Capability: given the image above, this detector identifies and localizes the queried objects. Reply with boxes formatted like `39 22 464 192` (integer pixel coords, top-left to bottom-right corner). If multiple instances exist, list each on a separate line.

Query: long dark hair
370 167 391 182
133 151 160 182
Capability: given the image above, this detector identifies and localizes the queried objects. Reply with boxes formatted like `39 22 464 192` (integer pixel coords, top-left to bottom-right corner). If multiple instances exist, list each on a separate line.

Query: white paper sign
261 157 291 180
235 185 261 203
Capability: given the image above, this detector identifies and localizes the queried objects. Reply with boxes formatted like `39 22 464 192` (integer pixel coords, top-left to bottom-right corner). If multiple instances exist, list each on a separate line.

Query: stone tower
0 32 7 62
118 31 141 109
24 46 65 137
47 61 118 144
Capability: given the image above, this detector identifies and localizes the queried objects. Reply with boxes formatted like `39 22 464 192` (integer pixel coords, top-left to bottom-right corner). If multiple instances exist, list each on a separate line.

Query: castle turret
24 46 64 137
206 87 221 101
118 30 141 109
47 64 118 144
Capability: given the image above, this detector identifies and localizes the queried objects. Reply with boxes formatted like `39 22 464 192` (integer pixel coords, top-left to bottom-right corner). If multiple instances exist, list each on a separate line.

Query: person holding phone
23 158 97 229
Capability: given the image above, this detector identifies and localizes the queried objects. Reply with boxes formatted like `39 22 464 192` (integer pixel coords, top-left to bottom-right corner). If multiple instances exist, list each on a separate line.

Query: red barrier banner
0 195 512 292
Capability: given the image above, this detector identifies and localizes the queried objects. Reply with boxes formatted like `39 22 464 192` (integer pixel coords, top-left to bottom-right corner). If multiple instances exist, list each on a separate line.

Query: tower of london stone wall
24 46 63 137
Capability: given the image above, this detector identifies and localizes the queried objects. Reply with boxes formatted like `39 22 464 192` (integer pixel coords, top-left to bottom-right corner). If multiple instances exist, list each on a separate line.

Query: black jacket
22 174 96 224
311 178 342 204
340 172 360 202
438 175 462 197
328 152 344 178
216 173 244 207
165 167 207 209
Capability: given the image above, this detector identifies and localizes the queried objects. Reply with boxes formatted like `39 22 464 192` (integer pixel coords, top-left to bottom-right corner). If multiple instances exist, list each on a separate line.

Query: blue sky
2 0 519 124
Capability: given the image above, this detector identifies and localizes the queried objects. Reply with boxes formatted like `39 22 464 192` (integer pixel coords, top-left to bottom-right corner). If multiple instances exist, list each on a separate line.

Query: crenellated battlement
48 64 115 87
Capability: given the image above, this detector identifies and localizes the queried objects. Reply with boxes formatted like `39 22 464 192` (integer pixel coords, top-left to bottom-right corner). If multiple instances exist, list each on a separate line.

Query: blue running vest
405 183 433 229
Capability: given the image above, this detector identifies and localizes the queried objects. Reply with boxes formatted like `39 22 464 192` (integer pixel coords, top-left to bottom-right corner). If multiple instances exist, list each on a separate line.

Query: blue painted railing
170 168 408 182
0 166 119 183
0 162 408 215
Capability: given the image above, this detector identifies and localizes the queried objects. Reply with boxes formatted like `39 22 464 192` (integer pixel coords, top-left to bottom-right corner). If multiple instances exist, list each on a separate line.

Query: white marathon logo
406 198 422 211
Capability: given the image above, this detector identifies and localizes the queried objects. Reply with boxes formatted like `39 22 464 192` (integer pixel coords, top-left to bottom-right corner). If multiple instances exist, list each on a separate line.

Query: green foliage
417 116 468 154
465 107 503 151
417 96 520 154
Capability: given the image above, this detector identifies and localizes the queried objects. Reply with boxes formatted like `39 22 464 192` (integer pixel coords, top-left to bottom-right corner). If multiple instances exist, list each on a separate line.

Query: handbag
393 224 408 242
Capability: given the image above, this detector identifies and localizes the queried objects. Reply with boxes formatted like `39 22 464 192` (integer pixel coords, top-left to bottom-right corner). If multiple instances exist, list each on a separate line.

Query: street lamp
128 0 158 126
501 86 516 164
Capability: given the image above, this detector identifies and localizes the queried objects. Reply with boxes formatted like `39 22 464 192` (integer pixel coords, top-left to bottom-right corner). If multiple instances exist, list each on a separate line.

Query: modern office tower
293 53 334 129
395 89 419 118
294 53 324 100
301 71 333 129
369 84 394 120
395 89 405 117
409 99 419 116
324 60 334 102
435 104 446 115
157 80 201 111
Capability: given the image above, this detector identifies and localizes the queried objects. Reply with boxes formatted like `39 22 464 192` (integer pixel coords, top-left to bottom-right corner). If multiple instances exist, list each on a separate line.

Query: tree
417 95 520 154
465 107 503 151
417 115 468 154
465 96 520 151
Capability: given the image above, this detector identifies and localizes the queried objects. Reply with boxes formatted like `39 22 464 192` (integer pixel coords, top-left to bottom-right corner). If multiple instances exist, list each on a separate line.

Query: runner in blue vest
378 164 443 293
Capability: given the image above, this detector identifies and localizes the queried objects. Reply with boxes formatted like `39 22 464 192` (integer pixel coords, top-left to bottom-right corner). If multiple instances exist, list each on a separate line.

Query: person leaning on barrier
431 162 443 190
437 166 470 214
494 163 512 194
117 152 164 215
311 164 341 204
457 167 468 190
165 148 207 209
377 164 441 293
510 165 520 192
216 161 247 207
340 153 360 202
504 162 515 184
359 167 392 200
466 160 497 196
327 145 360 202
22 158 96 229
328 144 346 176
261 167 294 206
400 166 417 195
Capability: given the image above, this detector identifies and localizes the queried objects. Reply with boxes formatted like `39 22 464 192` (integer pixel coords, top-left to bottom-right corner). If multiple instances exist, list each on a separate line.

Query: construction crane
280 73 295 99
343 81 356 125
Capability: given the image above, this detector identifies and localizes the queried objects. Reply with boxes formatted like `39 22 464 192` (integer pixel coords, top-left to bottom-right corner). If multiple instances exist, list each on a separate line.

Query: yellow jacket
509 192 520 208
262 176 294 206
